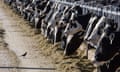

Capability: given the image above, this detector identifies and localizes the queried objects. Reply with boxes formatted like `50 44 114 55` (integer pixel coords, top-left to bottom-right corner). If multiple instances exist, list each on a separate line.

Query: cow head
86 16 106 48
94 19 118 65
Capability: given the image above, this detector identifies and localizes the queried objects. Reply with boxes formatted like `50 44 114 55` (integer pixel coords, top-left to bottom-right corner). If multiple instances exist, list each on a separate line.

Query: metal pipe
50 0 120 16
50 0 120 24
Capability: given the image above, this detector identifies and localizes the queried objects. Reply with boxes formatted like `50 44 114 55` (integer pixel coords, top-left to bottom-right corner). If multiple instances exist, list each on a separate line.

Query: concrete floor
0 1 57 72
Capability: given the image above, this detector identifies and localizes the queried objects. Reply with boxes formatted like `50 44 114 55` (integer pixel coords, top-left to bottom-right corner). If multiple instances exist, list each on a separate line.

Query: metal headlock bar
50 0 120 23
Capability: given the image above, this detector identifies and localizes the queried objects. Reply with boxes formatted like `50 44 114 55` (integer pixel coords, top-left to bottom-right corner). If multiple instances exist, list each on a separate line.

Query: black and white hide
85 16 106 48
63 13 92 56
33 0 49 30
93 20 119 72
60 5 83 49
45 4 64 43
53 6 71 44
41 3 58 37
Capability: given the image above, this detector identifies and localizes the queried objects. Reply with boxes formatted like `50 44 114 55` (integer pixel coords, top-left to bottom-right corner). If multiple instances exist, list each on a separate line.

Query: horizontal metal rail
0 66 56 70
51 0 120 25
50 0 120 16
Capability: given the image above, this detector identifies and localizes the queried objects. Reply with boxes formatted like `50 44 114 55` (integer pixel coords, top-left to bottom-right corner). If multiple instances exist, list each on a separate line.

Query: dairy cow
93 19 119 72
62 5 93 55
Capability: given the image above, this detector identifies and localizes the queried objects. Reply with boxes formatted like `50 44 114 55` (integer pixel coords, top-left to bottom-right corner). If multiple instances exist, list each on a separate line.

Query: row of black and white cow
4 0 120 72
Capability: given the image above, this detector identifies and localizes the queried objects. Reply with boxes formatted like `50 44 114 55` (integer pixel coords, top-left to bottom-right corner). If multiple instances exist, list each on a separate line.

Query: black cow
30 0 42 22
41 3 58 37
47 5 70 45
38 1 53 34
58 6 72 49
95 19 118 61
60 5 83 49
85 16 106 49
93 19 119 72
22 0 42 22
63 12 92 56
43 3 65 42
33 0 50 29
53 6 72 45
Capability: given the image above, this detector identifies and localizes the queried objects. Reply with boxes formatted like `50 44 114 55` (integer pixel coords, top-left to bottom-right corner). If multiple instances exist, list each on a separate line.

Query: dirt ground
0 0 96 72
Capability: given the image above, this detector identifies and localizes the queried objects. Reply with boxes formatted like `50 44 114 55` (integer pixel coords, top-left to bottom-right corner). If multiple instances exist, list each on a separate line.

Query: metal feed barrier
50 0 120 24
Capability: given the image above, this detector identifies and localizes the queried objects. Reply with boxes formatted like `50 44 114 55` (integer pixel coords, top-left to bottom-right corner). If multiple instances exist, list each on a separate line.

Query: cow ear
109 33 115 44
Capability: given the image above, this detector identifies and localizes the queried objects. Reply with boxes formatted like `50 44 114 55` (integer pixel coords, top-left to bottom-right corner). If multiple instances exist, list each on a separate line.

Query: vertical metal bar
50 0 120 23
